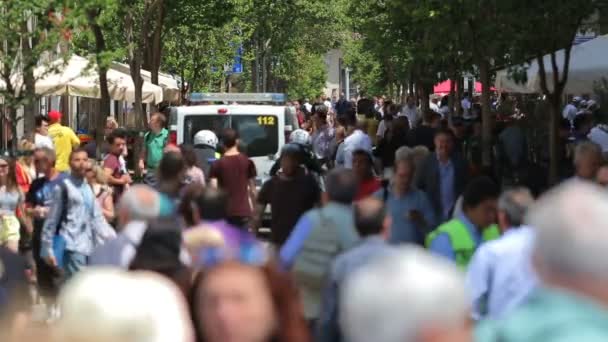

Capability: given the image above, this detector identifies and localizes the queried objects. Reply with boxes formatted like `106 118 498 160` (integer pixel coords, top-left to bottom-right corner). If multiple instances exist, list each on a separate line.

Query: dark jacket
415 152 468 219
193 145 218 181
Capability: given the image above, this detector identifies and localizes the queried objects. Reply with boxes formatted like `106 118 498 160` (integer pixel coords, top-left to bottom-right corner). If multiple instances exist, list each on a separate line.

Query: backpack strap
57 179 69 236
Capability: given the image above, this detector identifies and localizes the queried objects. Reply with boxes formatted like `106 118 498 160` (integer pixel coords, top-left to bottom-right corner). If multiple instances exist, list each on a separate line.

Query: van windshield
183 114 279 158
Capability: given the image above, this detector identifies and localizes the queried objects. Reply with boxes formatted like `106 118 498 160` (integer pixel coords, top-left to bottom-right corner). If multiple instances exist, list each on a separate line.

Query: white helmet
289 129 311 146
193 130 218 149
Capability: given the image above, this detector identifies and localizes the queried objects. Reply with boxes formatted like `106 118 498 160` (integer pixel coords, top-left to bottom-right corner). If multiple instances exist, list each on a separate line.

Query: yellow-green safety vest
425 219 500 269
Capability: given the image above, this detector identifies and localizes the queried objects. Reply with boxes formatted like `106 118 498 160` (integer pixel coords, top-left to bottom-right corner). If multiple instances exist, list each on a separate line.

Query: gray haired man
477 181 608 341
89 185 161 268
466 187 535 320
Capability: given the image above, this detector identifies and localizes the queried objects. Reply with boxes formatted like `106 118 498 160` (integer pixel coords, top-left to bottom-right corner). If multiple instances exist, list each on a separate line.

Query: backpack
291 209 345 291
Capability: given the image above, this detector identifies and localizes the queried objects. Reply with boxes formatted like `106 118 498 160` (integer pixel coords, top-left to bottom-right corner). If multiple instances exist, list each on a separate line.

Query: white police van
168 93 299 186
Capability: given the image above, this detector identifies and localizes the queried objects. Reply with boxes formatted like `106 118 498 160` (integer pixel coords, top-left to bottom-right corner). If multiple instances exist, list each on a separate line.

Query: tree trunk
419 83 432 112
479 59 493 168
456 76 463 117
548 97 561 184
21 21 36 136
8 106 18 152
88 8 110 158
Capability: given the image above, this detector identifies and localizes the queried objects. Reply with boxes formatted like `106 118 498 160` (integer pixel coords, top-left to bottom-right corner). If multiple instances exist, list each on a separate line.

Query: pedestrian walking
477 181 608 341
85 161 115 223
156 151 188 211
47 110 80 173
352 149 381 201
310 104 335 167
139 112 169 187
426 176 501 268
25 147 66 318
416 129 468 221
0 155 29 253
190 249 309 342
180 144 206 186
341 246 471 342
375 158 436 245
317 197 395 342
103 129 132 204
337 118 372 169
209 128 257 230
56 269 194 342
466 187 536 320
34 115 54 150
280 168 360 324
89 185 163 268
255 143 321 247
41 148 115 279
192 130 220 182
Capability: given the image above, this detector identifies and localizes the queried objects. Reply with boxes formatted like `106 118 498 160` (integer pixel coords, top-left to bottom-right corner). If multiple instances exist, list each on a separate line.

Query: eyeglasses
0 164 8 169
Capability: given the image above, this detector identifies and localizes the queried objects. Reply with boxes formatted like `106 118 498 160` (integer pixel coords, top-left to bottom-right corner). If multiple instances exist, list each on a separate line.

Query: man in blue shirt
375 158 436 245
466 187 536 320
317 197 395 342
279 168 359 321
42 149 115 279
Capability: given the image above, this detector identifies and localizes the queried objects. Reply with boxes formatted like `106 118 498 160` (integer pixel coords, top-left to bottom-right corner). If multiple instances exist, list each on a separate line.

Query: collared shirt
374 187 436 245
466 226 537 320
144 128 169 170
429 213 481 261
48 123 80 172
311 125 336 160
342 130 372 169
317 237 395 342
476 287 608 342
438 158 456 220
41 175 115 257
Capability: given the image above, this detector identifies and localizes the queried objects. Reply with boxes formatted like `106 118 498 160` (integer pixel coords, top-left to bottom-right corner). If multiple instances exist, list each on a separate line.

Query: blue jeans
63 251 88 279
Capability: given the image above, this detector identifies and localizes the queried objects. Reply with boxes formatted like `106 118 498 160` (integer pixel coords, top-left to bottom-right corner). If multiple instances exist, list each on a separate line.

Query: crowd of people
2 93 608 342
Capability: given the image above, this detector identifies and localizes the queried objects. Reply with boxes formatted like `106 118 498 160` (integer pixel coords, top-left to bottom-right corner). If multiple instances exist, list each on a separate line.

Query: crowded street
2 1 608 342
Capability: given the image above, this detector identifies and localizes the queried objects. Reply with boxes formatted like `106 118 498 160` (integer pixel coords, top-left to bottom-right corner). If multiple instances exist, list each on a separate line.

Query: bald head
355 197 387 237
527 180 608 281
117 185 161 228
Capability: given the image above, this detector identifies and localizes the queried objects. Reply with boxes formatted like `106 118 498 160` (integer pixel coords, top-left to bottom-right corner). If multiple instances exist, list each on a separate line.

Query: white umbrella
34 55 163 104
495 34 608 94
111 62 179 103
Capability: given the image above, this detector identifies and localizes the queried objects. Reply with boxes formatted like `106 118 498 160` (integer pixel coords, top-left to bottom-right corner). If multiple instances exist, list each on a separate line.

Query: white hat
573 96 582 102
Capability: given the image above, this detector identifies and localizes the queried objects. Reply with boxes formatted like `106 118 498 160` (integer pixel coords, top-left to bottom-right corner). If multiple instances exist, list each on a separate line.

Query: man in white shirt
304 99 313 113
338 120 373 169
430 96 441 113
562 96 581 123
400 96 421 128
35 115 54 149
466 187 536 320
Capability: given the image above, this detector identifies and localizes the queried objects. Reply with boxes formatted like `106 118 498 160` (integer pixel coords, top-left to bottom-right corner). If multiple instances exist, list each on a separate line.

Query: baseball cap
48 110 62 122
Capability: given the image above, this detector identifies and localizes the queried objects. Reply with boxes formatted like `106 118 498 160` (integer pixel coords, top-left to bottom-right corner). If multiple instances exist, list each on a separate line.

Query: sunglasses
0 164 8 168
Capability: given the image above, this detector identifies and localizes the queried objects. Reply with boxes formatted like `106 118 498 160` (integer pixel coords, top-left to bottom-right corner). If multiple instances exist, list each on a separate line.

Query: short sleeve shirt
209 154 257 217
144 128 169 170
104 154 125 200
258 173 320 246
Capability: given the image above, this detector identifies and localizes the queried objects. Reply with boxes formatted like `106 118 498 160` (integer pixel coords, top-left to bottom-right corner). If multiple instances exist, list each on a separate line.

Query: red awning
433 80 495 94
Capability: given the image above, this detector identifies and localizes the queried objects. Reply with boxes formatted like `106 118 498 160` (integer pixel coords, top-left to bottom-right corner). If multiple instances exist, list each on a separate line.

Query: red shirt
209 154 257 217
355 177 382 201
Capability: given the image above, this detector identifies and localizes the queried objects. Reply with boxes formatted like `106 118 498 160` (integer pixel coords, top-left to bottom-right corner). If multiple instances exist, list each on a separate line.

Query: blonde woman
85 161 115 222
0 156 29 252
16 139 36 193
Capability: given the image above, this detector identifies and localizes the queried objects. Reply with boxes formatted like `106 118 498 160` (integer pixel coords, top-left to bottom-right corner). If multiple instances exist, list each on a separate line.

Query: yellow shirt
49 123 80 172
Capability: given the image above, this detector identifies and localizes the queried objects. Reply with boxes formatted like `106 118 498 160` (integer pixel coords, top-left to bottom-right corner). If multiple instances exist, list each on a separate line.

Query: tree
69 0 123 150
0 1 65 150
507 0 600 183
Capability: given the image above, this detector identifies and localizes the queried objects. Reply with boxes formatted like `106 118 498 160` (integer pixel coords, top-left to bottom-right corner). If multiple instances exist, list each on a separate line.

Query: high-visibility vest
425 219 500 269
